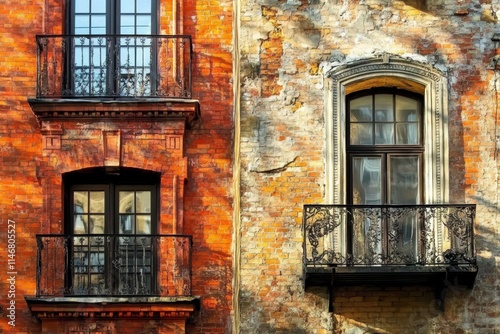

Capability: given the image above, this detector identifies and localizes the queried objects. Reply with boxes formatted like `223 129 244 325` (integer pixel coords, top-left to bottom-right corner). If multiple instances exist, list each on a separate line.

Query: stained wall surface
0 0 234 333
237 0 500 333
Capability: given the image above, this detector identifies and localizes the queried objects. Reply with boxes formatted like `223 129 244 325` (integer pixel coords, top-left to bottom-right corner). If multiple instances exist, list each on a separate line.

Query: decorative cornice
28 98 200 128
326 53 444 82
25 296 200 320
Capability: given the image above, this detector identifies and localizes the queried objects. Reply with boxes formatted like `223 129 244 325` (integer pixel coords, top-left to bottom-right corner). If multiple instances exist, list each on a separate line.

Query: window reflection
352 157 382 205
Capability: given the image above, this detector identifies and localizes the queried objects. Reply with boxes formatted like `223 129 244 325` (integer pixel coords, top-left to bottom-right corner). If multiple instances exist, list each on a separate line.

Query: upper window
64 168 159 295
68 0 157 96
70 0 156 35
347 89 423 205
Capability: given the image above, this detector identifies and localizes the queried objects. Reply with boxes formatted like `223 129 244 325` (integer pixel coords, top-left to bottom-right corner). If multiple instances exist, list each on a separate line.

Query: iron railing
35 34 193 98
303 204 476 267
35 234 192 297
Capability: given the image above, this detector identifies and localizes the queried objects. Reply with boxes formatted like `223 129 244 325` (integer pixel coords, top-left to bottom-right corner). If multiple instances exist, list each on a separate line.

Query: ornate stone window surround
324 54 449 205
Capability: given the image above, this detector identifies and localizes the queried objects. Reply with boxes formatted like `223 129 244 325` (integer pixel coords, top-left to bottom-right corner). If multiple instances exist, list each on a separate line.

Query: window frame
65 0 159 96
67 0 159 36
324 56 450 260
64 169 160 296
346 89 425 205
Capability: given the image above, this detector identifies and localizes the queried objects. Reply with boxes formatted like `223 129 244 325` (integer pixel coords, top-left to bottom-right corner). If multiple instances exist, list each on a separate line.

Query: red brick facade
0 0 233 333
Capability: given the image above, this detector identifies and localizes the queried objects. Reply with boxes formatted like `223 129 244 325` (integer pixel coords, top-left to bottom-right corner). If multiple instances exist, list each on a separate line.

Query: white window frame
324 54 450 259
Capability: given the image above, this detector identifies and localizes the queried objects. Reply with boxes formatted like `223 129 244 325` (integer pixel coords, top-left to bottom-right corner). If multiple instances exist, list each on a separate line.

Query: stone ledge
25 295 201 320
28 98 201 128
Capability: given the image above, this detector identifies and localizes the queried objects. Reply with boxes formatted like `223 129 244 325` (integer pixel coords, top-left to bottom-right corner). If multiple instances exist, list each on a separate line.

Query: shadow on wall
239 290 310 334
332 285 442 334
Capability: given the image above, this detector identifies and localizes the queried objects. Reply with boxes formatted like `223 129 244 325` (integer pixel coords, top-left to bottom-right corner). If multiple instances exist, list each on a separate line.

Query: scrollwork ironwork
304 204 476 267
35 34 193 99
35 234 193 298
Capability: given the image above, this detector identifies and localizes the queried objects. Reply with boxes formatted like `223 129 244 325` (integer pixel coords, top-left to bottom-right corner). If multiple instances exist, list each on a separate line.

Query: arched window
64 167 159 295
324 55 450 261
325 55 449 206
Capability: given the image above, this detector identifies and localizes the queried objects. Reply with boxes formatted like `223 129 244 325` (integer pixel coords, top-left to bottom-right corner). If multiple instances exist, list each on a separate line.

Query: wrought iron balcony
35 34 192 99
35 234 193 297
303 204 478 309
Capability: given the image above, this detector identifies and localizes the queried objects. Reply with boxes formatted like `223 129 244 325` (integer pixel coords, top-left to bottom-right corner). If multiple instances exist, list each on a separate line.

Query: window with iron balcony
26 1 200 329
36 0 192 99
303 55 478 312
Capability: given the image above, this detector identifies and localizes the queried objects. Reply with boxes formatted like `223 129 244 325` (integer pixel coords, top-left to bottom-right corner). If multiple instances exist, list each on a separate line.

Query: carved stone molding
324 53 449 205
28 98 200 128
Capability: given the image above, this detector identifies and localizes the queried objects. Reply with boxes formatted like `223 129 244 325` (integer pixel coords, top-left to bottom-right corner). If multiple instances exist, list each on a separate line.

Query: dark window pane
389 156 420 204
350 123 373 145
352 157 382 205
350 96 372 122
375 123 394 145
374 94 393 121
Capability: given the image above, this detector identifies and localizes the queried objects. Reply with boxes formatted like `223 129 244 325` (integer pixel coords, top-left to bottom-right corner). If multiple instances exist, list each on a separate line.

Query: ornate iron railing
36 234 192 297
303 204 476 267
35 34 192 98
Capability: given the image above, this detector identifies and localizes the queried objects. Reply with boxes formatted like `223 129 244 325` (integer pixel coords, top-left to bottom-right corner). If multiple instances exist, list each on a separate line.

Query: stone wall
237 0 500 333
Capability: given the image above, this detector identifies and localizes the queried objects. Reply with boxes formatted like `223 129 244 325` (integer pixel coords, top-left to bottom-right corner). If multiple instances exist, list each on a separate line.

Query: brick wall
238 0 500 333
0 0 234 333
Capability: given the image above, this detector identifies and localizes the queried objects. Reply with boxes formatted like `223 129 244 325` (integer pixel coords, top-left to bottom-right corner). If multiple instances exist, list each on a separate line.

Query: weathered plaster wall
238 0 500 333
0 0 234 333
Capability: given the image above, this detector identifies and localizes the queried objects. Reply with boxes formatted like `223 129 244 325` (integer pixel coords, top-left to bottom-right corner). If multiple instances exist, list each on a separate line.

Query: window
347 89 423 205
347 89 423 259
65 169 159 295
68 0 157 96
324 55 450 262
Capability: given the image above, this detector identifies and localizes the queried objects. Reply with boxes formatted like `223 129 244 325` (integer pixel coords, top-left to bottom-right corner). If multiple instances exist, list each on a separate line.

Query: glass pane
396 123 419 145
137 15 151 34
91 46 106 67
389 156 419 204
91 0 106 13
90 15 106 34
136 216 151 234
135 46 151 66
121 0 135 13
350 96 372 122
90 215 105 233
121 46 136 66
74 191 89 213
374 94 393 121
396 96 420 121
350 123 373 145
375 123 394 145
352 157 382 205
136 0 151 13
73 275 88 294
75 15 90 34
136 191 151 213
74 215 88 234
388 207 418 263
119 191 135 213
75 0 90 13
120 215 135 234
89 191 104 213
121 15 135 34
